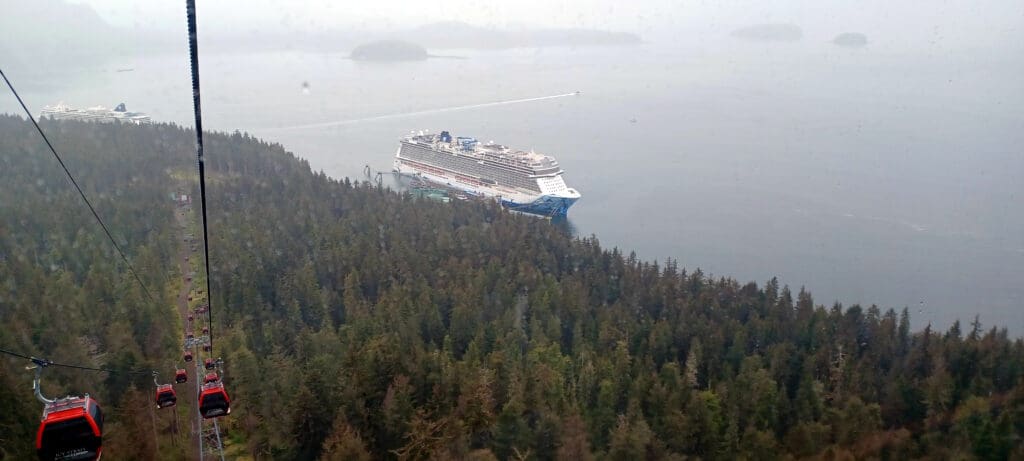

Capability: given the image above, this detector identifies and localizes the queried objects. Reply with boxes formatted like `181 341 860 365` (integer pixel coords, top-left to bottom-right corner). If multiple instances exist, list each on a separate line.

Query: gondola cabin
187 314 193 322
198 382 230 419
186 331 194 340
204 372 219 384
155 385 177 409
36 395 103 461
202 327 209 335
184 351 193 362
202 343 211 352
204 358 215 370
175 369 188 384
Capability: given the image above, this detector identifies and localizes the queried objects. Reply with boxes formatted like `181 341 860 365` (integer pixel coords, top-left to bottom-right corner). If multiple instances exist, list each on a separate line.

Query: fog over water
2 1 1022 334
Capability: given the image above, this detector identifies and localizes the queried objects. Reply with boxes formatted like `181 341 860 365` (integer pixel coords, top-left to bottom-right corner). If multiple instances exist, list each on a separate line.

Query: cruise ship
40 103 151 125
393 131 581 216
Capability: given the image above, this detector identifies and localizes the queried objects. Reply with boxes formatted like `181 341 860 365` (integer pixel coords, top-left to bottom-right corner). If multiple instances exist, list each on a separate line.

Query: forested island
0 115 1021 459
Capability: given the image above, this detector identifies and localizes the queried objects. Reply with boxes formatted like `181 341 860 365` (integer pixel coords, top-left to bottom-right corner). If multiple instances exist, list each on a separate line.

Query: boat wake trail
264 92 580 132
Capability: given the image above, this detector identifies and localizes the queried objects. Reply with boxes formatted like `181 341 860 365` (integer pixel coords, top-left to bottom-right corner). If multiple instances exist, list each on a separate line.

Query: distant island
832 32 868 48
730 23 803 42
350 40 428 61
399 21 642 49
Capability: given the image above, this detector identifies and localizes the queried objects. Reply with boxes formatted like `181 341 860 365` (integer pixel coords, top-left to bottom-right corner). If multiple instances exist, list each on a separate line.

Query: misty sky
68 0 1023 50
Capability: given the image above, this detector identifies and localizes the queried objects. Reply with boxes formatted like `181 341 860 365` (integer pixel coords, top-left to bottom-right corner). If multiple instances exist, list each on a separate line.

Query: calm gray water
4 41 1022 334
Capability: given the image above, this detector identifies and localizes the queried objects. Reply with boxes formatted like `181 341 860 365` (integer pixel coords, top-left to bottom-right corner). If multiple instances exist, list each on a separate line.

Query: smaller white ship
40 102 151 125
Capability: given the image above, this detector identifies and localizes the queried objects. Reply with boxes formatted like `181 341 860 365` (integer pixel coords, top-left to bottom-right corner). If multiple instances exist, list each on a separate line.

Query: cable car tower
200 420 226 461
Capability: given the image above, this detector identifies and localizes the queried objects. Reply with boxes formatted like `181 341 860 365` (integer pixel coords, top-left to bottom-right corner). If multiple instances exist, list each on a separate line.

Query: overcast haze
63 0 1024 52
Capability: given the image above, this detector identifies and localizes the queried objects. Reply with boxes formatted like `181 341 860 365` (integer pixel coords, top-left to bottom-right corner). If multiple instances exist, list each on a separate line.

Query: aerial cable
186 0 216 356
0 347 154 375
0 67 160 306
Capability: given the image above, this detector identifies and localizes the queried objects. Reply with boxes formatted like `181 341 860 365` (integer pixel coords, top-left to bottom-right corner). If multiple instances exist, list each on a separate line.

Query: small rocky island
350 40 428 61
832 32 868 48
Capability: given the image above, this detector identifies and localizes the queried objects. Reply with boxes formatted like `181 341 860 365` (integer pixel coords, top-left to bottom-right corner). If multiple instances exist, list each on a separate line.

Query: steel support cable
186 0 216 356
0 347 154 375
0 68 161 306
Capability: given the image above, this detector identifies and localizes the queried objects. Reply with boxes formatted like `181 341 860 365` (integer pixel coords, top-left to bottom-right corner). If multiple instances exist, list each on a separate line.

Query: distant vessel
40 102 151 125
394 130 581 216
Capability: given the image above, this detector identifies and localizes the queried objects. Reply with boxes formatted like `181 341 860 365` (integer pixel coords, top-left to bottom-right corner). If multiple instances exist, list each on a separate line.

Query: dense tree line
1 115 1022 459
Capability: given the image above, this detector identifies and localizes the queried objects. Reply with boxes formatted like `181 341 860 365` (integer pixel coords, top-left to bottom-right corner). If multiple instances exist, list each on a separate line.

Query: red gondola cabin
184 351 193 362
202 343 211 352
175 369 188 384
155 384 177 409
198 382 231 419
36 395 103 461
204 372 219 384
202 327 209 335
204 358 215 370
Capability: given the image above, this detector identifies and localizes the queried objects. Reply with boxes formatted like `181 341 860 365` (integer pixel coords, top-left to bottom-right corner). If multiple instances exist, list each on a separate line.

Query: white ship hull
394 157 579 216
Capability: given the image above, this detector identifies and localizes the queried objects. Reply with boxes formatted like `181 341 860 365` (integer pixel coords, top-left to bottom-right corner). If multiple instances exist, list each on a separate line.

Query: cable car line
185 4 231 461
0 2 229 458
0 67 160 307
1 1 231 456
186 0 217 357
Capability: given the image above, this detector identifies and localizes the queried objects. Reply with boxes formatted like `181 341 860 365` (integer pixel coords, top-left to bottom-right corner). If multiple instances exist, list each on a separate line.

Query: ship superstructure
40 102 151 125
393 130 580 216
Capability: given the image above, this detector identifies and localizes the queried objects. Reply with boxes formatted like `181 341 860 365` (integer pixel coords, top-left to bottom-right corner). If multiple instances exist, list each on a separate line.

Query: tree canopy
1 115 1021 459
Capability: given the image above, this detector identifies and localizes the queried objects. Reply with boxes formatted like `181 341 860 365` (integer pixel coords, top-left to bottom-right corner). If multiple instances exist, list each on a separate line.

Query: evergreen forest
1 115 1022 460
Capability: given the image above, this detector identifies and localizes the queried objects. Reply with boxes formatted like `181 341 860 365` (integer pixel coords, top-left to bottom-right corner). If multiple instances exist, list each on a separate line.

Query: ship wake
264 92 580 131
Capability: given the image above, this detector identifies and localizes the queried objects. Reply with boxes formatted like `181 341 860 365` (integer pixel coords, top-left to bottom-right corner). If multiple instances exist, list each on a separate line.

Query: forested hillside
1 115 1022 460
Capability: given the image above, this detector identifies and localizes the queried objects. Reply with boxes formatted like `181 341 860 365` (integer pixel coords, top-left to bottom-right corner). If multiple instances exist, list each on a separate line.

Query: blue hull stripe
501 195 579 217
